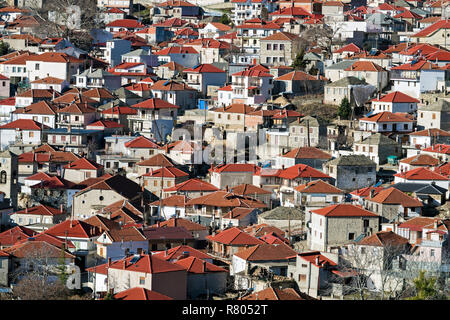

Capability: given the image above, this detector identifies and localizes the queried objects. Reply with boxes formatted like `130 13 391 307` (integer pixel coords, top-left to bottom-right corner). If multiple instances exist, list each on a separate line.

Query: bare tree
10 242 73 300
25 0 104 50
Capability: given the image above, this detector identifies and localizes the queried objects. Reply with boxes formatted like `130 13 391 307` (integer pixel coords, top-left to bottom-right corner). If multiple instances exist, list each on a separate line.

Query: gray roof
326 60 356 71
98 98 127 111
289 115 321 127
326 154 376 166
419 99 450 112
304 52 322 61
411 7 431 16
122 48 150 57
390 182 447 195
259 206 304 220
113 87 141 99
366 12 403 25
79 68 114 78
357 133 399 146
326 76 367 87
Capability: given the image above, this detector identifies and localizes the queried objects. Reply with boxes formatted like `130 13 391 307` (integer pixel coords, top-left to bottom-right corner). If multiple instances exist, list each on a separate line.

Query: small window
139 277 145 285
348 233 355 240
99 196 104 201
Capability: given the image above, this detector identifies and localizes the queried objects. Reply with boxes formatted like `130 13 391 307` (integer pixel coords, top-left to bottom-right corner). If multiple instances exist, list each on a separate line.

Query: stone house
324 76 369 106
259 32 301 67
322 155 377 191
364 187 423 223
288 116 327 149
308 204 380 251
294 179 345 213
343 60 388 91
257 207 304 235
408 128 450 149
416 99 450 131
352 133 402 165
273 70 326 95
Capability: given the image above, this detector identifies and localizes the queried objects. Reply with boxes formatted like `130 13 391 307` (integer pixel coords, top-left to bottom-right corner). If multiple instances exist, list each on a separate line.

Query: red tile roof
163 178 219 192
101 106 137 115
413 19 450 38
234 243 297 261
394 167 448 181
64 157 103 170
13 204 65 216
108 254 186 274
187 191 267 208
282 147 331 159
44 219 102 239
422 144 450 155
359 111 414 123
230 184 271 195
299 251 337 267
184 63 225 73
152 245 213 261
371 91 420 103
312 204 379 217
0 226 37 247
114 287 173 300
333 43 361 54
154 46 198 55
390 60 439 71
358 231 410 247
278 164 331 180
141 166 189 178
206 227 264 245
400 154 440 166
174 256 227 273
137 153 175 167
241 287 313 300
0 119 50 130
106 19 145 28
131 98 180 109
295 179 344 194
366 187 423 207
124 136 160 149
345 60 385 72
209 163 257 173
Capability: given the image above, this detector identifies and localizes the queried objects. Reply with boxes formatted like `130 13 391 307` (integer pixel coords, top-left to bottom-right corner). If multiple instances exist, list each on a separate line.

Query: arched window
0 171 6 184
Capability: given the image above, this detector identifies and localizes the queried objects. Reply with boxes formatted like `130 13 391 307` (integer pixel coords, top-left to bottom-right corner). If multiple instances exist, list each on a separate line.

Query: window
29 132 34 138
404 124 408 130
432 113 436 120
35 63 40 70
280 44 284 51
431 249 435 257
99 196 104 201
0 171 6 184
299 274 306 281
301 264 307 268
154 180 158 186
139 277 145 285
348 233 355 240
361 247 366 254
43 117 49 123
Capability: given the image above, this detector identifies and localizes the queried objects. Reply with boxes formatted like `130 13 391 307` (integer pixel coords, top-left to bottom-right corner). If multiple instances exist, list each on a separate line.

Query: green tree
292 49 306 70
0 41 10 56
103 292 116 300
57 244 69 285
337 97 352 120
220 14 231 25
407 271 444 300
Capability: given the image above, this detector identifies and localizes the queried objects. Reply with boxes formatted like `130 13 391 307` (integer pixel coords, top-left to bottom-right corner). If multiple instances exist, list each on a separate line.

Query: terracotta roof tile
366 187 423 207
312 204 379 217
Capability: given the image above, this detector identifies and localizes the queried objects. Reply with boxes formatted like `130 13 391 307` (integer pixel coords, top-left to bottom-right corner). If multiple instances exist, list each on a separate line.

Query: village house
9 204 66 229
221 207 260 229
353 133 402 165
163 178 219 198
417 99 450 131
259 32 301 67
308 204 380 251
62 157 104 183
394 166 449 191
0 119 50 151
324 76 368 106
398 154 440 173
323 155 377 191
106 254 187 300
149 195 190 220
408 128 450 149
358 111 414 134
150 80 198 111
209 163 257 190
140 166 189 195
343 60 388 91
294 179 345 211
95 226 148 261
370 91 420 115
274 70 326 95
276 147 332 170
364 187 424 223
142 225 195 251
206 226 264 259
288 116 327 149
183 64 227 96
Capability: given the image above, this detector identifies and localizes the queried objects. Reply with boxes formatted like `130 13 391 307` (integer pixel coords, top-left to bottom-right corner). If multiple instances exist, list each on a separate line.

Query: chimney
434 220 438 229
157 221 160 228
315 256 320 266
60 204 64 214
225 185 229 192
25 207 28 213
107 258 111 267
369 188 375 198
